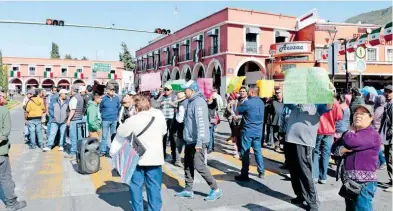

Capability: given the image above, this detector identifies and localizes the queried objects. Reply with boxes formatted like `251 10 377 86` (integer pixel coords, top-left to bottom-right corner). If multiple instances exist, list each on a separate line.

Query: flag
346 38 357 53
357 34 368 47
74 72 84 79
108 73 117 80
384 22 392 42
338 43 346 55
369 27 381 46
44 71 53 78
172 55 177 66
322 45 329 60
193 49 201 63
10 71 20 77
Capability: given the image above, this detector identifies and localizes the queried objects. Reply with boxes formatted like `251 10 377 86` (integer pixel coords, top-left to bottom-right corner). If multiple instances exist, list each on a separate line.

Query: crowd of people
0 79 391 211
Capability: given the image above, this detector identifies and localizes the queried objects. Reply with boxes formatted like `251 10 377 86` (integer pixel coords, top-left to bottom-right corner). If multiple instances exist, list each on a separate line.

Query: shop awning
246 27 261 34
207 29 218 36
181 39 190 46
275 30 290 37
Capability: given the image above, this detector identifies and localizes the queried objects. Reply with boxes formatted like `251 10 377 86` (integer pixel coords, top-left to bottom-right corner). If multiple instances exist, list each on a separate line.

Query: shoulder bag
129 116 155 157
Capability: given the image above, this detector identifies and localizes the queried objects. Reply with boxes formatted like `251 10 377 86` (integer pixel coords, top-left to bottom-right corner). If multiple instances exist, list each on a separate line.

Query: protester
332 104 381 210
118 92 136 125
157 84 176 162
335 94 351 139
23 89 34 144
267 88 284 151
86 85 105 139
313 97 343 184
0 89 27 211
225 92 240 158
175 80 223 201
117 95 167 211
43 89 69 152
279 104 292 168
263 97 274 147
85 85 94 103
99 84 120 156
213 87 224 111
65 85 85 159
380 85 393 192
373 95 387 169
172 92 188 167
350 88 365 124
46 86 59 136
229 87 248 158
235 87 265 180
207 95 218 153
25 89 45 149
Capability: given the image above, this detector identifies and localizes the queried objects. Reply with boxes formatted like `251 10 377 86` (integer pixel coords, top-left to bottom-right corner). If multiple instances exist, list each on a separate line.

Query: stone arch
25 78 39 90
206 59 223 78
41 78 55 90
162 68 171 85
192 62 205 79
234 57 266 77
171 67 180 80
9 78 22 93
181 65 192 81
57 79 71 89
73 79 86 86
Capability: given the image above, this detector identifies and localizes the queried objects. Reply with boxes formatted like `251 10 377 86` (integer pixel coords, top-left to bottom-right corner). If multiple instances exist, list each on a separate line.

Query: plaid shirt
159 95 175 119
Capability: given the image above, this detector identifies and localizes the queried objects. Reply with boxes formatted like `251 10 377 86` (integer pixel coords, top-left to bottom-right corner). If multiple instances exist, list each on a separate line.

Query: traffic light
154 28 171 35
46 19 65 26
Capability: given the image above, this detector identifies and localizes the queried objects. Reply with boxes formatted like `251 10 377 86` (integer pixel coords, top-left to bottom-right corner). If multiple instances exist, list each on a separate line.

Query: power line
0 20 158 34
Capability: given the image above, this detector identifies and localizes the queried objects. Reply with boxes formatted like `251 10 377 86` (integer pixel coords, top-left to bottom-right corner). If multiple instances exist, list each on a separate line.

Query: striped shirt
159 95 175 119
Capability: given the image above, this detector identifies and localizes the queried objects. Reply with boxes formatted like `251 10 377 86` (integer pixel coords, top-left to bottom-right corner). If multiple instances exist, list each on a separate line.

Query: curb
8 102 22 110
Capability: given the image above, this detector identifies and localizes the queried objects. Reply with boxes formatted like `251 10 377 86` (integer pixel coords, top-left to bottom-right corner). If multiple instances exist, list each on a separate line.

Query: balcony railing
242 42 263 54
206 46 219 56
182 52 190 61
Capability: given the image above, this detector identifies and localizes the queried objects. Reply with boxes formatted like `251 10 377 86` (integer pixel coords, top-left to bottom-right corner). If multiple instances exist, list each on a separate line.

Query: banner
165 79 185 91
140 72 161 91
197 78 213 98
226 76 246 93
256 80 275 98
283 67 333 104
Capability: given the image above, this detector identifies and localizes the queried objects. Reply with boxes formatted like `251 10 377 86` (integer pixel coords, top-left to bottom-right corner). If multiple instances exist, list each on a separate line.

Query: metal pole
331 43 335 84
344 40 349 93
359 72 363 89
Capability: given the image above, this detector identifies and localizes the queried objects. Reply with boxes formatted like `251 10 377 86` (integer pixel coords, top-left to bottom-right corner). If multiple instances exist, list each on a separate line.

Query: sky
0 1 391 61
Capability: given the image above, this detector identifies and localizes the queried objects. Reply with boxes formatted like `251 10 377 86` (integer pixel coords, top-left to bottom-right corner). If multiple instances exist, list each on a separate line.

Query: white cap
59 89 69 95
79 86 87 92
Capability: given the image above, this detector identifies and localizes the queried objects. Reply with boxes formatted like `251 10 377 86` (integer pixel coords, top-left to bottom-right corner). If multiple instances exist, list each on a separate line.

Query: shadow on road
96 181 135 211
242 203 274 211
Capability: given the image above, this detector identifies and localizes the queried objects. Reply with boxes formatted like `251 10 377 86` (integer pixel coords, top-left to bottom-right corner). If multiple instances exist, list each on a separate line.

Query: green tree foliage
64 54 72 60
50 42 60 59
119 42 135 71
81 56 88 60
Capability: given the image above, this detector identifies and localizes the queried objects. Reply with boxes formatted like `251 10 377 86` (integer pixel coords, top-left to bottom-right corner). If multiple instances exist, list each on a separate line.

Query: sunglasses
384 89 392 93
164 89 170 91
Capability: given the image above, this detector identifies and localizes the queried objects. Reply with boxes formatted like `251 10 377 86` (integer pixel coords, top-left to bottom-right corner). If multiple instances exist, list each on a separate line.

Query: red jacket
318 99 343 135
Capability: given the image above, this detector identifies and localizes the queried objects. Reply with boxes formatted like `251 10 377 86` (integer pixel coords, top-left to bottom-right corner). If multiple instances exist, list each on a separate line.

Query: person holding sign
234 87 266 181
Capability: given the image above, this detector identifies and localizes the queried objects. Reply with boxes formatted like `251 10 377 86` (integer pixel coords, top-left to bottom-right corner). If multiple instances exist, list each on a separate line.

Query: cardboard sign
226 76 246 93
197 78 213 98
284 67 333 104
140 72 161 91
256 80 275 98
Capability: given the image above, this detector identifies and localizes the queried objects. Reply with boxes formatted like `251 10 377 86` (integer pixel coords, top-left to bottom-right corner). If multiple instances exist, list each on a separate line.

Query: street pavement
0 105 392 211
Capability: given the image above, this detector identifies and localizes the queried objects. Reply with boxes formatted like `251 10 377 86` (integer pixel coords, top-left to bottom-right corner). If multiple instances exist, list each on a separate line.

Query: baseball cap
164 84 172 90
352 104 374 116
107 84 115 90
181 80 199 92
59 89 69 95
384 85 392 92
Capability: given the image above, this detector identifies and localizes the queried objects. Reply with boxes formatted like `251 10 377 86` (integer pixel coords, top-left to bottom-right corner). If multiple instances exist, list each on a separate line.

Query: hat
79 86 87 92
352 104 374 116
181 80 199 92
71 84 79 91
128 90 137 95
164 84 173 90
384 85 392 91
58 89 69 95
27 89 35 95
174 92 186 103
106 84 115 90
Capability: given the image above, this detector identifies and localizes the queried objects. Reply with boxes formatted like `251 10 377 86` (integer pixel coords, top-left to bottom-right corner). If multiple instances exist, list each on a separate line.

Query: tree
81 56 88 60
64 54 72 60
73 58 78 60
50 42 60 59
119 42 135 71
0 50 8 96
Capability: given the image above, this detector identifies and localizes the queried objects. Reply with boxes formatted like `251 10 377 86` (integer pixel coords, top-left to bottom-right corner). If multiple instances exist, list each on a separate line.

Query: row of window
315 47 393 62
9 66 113 77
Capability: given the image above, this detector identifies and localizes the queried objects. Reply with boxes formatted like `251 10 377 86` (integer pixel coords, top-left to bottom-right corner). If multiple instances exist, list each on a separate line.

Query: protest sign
256 80 275 98
140 72 161 91
284 67 333 104
166 79 186 91
197 78 214 98
226 76 246 93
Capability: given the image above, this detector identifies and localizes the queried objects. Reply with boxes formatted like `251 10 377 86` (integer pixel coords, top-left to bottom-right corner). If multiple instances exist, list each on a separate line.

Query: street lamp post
338 38 349 93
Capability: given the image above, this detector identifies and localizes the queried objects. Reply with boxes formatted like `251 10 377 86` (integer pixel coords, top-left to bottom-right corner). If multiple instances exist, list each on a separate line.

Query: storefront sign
93 63 112 72
271 43 310 56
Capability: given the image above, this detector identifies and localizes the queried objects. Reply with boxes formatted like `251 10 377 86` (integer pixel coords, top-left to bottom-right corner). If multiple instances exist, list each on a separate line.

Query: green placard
93 63 112 72
283 67 333 104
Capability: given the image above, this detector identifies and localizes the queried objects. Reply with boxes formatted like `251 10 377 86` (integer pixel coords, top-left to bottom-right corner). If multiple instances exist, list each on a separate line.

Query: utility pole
343 40 349 93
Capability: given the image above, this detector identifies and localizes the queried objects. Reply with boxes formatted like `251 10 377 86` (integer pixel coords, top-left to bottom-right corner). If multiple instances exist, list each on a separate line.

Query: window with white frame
45 67 51 72
366 48 377 61
12 66 19 71
346 52 355 61
61 67 67 76
92 70 97 77
29 66 36 76
76 67 83 73
315 47 324 61
386 48 393 62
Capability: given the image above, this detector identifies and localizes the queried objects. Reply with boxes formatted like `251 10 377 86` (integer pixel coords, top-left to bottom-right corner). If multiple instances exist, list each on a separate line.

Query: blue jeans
208 124 216 151
46 122 66 148
240 134 264 175
130 165 162 211
378 148 386 165
100 120 117 154
47 116 52 136
27 119 43 148
313 135 333 181
69 119 83 155
345 182 377 211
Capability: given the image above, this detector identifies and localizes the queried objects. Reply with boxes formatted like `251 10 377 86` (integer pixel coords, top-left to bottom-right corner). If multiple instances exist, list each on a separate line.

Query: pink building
135 7 392 95
3 57 124 93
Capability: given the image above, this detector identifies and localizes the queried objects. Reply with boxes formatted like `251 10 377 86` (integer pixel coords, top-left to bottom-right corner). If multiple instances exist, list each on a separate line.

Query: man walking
0 89 27 211
86 86 105 139
25 89 45 149
65 85 85 158
380 85 393 192
43 89 70 152
99 84 120 156
235 87 265 181
266 88 284 151
175 80 223 201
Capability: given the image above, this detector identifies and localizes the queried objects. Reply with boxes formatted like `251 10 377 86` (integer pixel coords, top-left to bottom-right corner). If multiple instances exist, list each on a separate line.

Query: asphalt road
0 106 392 211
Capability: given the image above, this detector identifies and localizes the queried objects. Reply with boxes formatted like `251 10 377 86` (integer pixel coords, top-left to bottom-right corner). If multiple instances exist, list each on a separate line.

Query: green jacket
86 101 101 132
0 106 11 156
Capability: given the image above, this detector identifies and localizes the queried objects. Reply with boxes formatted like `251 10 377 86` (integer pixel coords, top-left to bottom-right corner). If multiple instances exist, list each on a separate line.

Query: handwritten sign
256 80 275 98
197 78 213 98
140 72 161 91
284 67 333 104
226 76 246 93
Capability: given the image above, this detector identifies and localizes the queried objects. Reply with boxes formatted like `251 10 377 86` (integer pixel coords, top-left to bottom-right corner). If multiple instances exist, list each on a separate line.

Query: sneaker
42 147 51 152
58 147 64 151
204 188 223 201
6 200 27 211
318 179 327 184
29 145 37 149
384 187 393 192
258 173 265 179
234 174 250 181
290 197 305 205
175 190 194 198
379 164 387 170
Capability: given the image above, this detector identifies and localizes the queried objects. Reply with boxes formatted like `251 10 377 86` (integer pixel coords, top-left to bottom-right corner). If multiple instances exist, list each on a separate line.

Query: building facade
3 57 125 94
135 7 392 95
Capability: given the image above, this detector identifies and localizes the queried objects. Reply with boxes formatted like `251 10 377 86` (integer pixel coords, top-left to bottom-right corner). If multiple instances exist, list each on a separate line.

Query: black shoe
258 173 265 179
290 197 305 205
6 200 27 211
234 174 250 181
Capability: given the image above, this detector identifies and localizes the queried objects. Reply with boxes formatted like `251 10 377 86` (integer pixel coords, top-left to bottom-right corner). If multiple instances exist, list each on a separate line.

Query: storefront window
315 47 323 60
387 49 393 62
367 48 377 61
